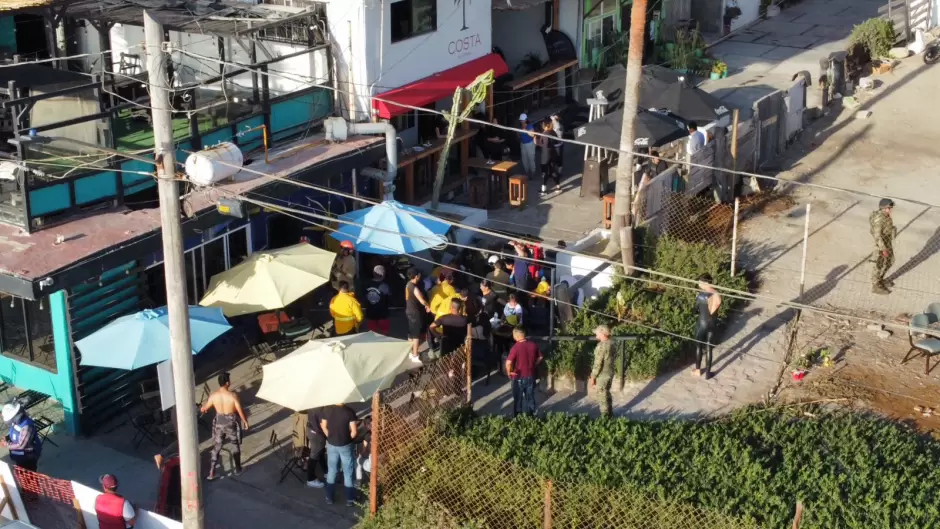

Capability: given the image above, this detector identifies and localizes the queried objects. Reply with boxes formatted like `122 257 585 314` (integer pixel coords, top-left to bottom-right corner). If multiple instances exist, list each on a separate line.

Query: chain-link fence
365 343 760 529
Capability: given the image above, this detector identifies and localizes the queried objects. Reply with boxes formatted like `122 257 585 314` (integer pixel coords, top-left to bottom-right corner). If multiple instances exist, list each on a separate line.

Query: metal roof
0 0 52 12
492 0 552 11
63 0 323 36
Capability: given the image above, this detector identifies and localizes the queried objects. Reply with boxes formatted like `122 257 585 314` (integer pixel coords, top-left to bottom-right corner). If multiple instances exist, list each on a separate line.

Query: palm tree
455 0 470 31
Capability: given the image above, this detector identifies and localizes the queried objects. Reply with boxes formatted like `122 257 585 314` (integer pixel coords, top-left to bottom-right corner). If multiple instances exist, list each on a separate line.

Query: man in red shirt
95 474 136 529
505 327 543 417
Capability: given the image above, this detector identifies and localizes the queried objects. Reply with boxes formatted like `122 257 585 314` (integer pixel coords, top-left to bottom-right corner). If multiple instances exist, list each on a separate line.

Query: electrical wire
213 185 940 411
183 147 929 336
175 48 940 212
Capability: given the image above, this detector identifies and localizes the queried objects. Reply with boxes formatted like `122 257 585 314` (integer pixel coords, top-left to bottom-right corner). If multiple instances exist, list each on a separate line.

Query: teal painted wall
270 88 332 141
27 88 332 223
0 17 15 53
0 291 80 435
29 183 71 217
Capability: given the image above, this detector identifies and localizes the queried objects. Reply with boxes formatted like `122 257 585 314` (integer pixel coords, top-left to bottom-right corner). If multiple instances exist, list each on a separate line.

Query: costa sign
449 33 483 55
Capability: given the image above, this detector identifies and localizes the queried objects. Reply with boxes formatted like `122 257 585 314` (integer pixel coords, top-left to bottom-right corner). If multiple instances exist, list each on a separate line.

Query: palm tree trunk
606 0 649 275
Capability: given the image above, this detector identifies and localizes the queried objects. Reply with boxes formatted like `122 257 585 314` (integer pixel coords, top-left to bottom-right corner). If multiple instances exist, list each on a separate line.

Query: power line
174 48 940 212
214 185 940 412
186 148 925 336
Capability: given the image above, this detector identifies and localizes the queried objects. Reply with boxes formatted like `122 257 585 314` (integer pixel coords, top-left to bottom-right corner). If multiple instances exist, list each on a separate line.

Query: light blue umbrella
330 200 451 255
75 306 232 370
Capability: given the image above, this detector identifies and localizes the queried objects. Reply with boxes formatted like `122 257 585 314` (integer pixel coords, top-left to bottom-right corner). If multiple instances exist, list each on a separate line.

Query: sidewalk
701 0 884 111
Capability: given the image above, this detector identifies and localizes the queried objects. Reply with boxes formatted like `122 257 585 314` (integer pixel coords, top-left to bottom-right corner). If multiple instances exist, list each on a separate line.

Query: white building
326 0 504 131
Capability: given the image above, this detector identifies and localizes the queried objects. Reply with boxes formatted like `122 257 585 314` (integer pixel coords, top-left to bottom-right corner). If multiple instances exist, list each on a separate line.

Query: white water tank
0 161 20 181
185 142 244 186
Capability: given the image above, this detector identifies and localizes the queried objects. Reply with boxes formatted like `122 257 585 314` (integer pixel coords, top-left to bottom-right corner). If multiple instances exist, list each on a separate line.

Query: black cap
879 198 895 209
407 267 421 279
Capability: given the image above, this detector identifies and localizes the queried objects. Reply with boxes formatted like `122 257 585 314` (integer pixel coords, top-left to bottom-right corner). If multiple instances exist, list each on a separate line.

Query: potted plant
711 61 728 80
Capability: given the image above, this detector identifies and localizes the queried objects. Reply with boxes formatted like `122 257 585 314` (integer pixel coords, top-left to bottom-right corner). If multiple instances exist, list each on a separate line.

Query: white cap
2 402 21 423
519 113 528 121
373 265 386 277
487 255 499 265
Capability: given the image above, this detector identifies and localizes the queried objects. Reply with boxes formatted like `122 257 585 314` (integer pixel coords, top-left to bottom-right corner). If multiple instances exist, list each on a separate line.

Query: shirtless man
200 372 249 480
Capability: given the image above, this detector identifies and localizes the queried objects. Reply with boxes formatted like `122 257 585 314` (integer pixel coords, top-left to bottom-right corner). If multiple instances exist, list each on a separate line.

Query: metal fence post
549 268 556 342
731 197 740 276
465 330 472 404
369 391 380 516
543 479 553 529
799 204 811 297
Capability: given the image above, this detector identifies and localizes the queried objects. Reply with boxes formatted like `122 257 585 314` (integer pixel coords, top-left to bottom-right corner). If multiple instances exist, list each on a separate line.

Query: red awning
372 53 509 119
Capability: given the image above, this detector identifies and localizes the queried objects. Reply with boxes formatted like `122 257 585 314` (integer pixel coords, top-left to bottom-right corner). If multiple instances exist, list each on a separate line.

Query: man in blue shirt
2 402 41 471
687 121 706 155
518 113 537 177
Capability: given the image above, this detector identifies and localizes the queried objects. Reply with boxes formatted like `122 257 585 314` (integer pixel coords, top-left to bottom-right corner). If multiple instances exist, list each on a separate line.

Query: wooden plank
507 59 579 91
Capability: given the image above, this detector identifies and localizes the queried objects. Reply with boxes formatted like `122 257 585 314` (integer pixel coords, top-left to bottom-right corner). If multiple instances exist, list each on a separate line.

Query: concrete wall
558 0 581 62
493 7 548 74
327 0 494 120
73 480 181 529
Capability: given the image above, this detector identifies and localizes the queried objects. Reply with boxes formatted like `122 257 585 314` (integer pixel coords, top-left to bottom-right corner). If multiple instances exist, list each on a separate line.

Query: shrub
360 424 756 529
547 236 748 379
849 18 896 58
446 408 940 529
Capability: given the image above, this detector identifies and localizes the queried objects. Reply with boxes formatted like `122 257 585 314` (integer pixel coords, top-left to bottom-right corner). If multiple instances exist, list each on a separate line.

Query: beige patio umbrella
256 332 412 411
199 243 336 317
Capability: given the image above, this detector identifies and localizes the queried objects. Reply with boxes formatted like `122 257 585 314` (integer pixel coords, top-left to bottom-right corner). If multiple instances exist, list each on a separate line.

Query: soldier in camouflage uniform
870 198 897 295
589 325 614 417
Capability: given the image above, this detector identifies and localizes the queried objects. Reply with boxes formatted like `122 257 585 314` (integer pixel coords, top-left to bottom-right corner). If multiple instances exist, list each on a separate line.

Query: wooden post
72 497 87 529
369 391 381 516
486 86 494 122
730 197 740 276
799 204 811 297
792 502 804 529
0 480 18 520
542 479 553 529
552 0 560 30
465 326 473 404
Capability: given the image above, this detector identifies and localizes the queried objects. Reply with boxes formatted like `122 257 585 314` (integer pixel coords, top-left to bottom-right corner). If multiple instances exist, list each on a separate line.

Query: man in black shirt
481 280 505 317
428 299 469 356
305 407 328 489
404 267 430 363
364 265 391 335
319 404 358 506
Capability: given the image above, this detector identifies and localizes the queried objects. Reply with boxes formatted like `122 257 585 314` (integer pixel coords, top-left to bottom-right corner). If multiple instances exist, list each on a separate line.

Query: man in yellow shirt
429 272 458 319
329 281 363 336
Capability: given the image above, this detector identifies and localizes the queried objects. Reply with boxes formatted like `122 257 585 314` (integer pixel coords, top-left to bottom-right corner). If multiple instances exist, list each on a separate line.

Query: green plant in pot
711 61 728 80
849 17 896 59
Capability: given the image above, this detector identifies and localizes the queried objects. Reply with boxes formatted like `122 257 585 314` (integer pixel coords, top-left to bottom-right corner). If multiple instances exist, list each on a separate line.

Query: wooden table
397 128 479 204
467 157 518 209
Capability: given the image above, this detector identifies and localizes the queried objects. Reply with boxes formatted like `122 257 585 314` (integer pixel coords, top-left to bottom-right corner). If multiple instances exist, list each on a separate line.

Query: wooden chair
602 193 615 229
508 175 528 207
903 314 940 375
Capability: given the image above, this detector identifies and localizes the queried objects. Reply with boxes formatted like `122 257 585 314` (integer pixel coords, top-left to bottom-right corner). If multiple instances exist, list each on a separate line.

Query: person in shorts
404 267 430 363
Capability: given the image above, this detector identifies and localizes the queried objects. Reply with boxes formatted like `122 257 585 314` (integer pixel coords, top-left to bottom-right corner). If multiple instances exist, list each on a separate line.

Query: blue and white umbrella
330 200 451 255
75 306 232 370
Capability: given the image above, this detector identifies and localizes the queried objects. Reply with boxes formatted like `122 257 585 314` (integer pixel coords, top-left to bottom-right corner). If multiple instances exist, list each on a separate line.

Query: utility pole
143 12 204 529
607 0 649 274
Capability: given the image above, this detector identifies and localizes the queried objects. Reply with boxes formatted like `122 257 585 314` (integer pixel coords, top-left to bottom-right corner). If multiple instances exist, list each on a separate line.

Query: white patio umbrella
256 332 413 411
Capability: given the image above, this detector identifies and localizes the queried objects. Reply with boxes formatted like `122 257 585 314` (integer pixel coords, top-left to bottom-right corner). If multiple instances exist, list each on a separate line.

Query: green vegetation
444 407 940 529
849 18 896 59
359 433 756 529
548 236 747 379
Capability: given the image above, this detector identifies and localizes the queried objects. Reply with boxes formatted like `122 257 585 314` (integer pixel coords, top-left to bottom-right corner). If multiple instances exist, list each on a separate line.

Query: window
391 0 437 43
0 295 56 372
